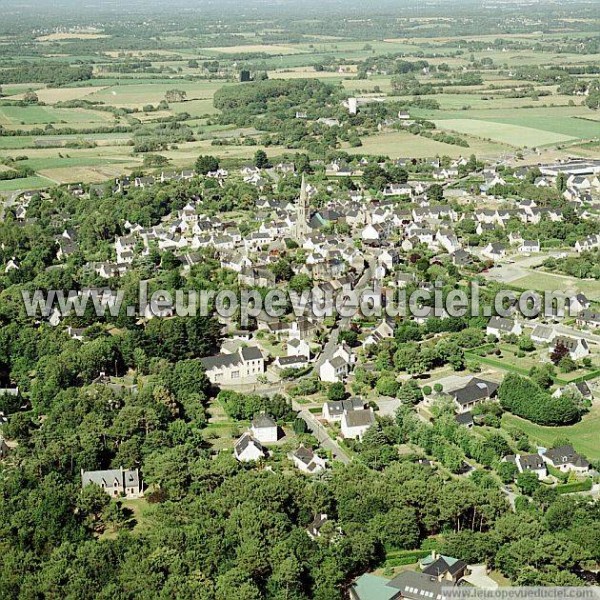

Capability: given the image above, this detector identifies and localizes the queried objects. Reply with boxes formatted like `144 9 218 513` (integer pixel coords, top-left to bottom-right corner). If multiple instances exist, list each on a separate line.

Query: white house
519 240 540 254
250 414 279 443
319 356 349 383
340 407 375 440
486 317 522 339
287 337 311 360
322 397 365 422
288 445 327 474
550 336 590 360
541 445 590 474
503 454 547 479
234 433 267 462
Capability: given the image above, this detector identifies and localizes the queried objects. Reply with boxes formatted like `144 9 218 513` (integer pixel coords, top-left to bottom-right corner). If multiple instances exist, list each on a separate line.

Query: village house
550 335 590 360
322 397 365 422
451 378 499 414
81 467 143 499
542 445 590 474
577 308 600 329
250 414 279 443
234 433 267 462
503 454 547 479
288 445 327 474
200 346 265 384
486 316 522 339
340 407 375 440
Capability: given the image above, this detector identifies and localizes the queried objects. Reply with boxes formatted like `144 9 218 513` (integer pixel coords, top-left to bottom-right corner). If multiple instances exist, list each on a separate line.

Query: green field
0 175 54 192
503 406 600 462
433 118 576 147
0 105 112 127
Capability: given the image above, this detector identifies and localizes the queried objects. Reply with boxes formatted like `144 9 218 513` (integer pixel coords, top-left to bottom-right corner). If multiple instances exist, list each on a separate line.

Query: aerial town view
0 0 600 597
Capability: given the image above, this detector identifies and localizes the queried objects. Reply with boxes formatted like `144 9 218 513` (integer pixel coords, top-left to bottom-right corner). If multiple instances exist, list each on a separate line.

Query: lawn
510 271 600 301
502 405 600 461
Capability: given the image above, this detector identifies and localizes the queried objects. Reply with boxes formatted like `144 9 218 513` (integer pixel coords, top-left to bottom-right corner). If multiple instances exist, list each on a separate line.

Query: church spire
295 174 310 241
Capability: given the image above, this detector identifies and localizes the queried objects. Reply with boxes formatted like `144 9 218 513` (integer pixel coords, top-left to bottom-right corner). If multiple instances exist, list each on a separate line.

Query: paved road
501 486 518 511
295 405 350 464
222 381 351 464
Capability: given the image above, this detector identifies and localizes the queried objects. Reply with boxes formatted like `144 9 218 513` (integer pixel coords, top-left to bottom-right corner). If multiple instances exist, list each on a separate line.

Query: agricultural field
1 9 599 191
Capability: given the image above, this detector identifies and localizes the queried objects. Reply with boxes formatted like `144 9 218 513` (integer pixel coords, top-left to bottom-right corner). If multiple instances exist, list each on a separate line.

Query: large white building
200 347 265 384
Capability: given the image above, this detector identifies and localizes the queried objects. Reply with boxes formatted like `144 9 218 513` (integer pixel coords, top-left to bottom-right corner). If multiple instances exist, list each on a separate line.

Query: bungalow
542 445 590 474
250 414 279 443
550 336 589 360
486 316 522 339
234 433 267 462
81 467 143 499
451 378 499 414
503 454 547 479
288 445 327 474
340 407 375 440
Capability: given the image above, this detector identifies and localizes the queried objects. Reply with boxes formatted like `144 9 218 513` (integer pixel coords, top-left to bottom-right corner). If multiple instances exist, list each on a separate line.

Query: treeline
499 374 582 426
0 62 93 85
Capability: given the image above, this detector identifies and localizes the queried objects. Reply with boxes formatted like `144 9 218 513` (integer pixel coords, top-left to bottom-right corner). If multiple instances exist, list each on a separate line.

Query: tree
195 155 219 175
23 90 39 104
427 184 444 202
376 375 399 397
165 89 187 102
550 341 570 366
516 471 540 496
496 461 518 484
556 172 567 193
434 383 443 394
559 356 576 373
254 149 269 169
327 382 346 401
397 380 423 405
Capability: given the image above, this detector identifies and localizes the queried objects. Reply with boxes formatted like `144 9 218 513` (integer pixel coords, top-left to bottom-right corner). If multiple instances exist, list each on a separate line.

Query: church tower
295 174 310 241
